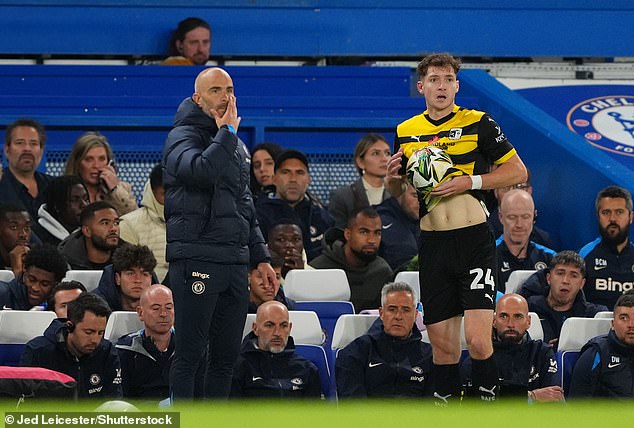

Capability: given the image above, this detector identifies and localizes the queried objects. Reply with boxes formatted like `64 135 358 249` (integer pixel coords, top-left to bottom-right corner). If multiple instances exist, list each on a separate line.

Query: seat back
528 312 543 340
330 314 379 351
104 311 143 342
0 269 15 282
295 344 333 399
505 270 537 294
293 301 354 349
63 270 104 292
283 269 351 301
0 311 56 366
242 311 325 345
594 311 614 319
557 317 612 352
393 271 421 303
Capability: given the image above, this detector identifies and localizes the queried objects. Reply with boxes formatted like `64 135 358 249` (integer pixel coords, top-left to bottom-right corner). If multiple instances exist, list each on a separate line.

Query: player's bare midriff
420 192 487 231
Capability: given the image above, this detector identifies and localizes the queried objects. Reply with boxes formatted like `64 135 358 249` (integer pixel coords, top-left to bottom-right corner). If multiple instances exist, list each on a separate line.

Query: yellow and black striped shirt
395 105 517 216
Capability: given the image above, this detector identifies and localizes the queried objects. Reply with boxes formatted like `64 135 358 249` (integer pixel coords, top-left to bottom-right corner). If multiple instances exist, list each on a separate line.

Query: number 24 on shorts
469 268 495 291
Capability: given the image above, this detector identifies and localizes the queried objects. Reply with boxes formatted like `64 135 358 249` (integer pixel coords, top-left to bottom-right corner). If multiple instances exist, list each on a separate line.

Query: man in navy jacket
163 67 276 399
336 282 433 399
231 300 321 398
20 292 122 398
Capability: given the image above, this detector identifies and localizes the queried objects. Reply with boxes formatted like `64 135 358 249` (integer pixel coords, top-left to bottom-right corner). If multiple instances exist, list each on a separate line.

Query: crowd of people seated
1 113 633 404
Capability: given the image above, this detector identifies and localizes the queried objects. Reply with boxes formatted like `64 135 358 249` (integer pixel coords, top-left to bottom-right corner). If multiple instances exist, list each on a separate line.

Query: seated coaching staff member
20 292 122 398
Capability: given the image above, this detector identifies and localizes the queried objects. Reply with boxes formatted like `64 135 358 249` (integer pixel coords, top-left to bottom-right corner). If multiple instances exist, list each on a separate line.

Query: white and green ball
406 146 454 194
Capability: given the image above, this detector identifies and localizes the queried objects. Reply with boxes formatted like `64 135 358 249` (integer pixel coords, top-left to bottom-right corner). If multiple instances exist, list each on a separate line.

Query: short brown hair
417 53 461 79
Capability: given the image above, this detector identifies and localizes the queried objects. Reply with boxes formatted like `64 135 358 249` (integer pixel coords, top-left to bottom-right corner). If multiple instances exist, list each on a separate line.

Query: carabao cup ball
406 146 454 194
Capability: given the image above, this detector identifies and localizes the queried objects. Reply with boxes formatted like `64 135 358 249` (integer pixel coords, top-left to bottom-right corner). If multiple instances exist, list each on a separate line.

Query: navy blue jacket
256 194 333 262
336 320 433 398
0 274 44 310
461 332 559 398
115 329 174 399
230 331 321 399
496 237 556 294
0 168 53 222
376 197 420 272
528 293 608 349
579 238 634 310
94 265 160 312
162 97 269 266
20 319 122 398
569 329 634 399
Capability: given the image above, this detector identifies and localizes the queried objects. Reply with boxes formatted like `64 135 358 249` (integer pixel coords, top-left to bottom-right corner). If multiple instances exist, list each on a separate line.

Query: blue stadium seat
295 344 333 399
294 301 354 349
556 317 612 395
0 311 56 366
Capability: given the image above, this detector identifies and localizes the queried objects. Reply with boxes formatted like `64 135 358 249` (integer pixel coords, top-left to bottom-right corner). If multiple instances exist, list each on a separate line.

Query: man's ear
136 305 143 321
114 272 121 287
81 225 89 237
192 92 201 105
344 228 351 242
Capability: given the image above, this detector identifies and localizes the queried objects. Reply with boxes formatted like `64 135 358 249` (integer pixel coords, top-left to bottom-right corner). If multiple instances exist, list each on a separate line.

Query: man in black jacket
569 291 634 398
528 251 607 350
20 292 122 398
231 300 321 398
336 282 433 399
461 293 563 402
163 67 276 400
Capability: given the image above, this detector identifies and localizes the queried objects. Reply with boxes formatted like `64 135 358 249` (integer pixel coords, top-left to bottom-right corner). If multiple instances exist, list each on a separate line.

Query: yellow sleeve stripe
493 148 517 165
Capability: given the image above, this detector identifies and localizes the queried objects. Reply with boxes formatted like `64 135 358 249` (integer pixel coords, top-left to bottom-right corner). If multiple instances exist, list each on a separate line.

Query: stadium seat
0 269 15 283
505 270 537 294
295 344 333 399
556 317 612 395
330 313 379 351
283 269 350 301
63 270 104 292
594 311 614 319
294 301 354 349
241 310 325 346
0 310 56 366
393 271 421 303
528 312 544 340
104 311 143 342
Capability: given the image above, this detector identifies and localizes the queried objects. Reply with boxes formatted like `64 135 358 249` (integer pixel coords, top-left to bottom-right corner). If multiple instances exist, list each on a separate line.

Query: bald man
163 68 277 400
115 284 188 399
461 294 563 402
495 189 556 293
230 301 321 399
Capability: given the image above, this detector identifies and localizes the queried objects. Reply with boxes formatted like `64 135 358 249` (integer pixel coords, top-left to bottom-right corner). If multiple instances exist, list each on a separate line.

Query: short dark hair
45 175 86 220
346 206 380 228
0 203 29 223
149 163 163 192
549 250 586 277
47 280 87 312
595 186 633 213
615 291 634 309
168 17 211 56
353 133 389 175
267 218 303 237
23 245 68 282
4 118 46 147
417 53 461 79
66 292 111 325
80 201 117 226
112 244 157 274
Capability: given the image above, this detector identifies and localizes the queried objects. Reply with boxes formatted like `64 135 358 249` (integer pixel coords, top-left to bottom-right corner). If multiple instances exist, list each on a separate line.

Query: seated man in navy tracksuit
20 292 122 398
231 300 321 398
336 282 433 398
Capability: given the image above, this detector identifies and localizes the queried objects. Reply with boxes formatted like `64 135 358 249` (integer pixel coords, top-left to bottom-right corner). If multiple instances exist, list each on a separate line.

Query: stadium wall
0 1 633 58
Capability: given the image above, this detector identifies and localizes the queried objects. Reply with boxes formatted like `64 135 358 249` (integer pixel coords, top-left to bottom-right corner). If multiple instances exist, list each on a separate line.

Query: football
406 146 454 194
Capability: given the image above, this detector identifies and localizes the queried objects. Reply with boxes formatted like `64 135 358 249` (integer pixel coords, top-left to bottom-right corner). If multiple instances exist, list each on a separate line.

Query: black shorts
419 222 496 325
